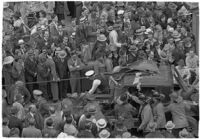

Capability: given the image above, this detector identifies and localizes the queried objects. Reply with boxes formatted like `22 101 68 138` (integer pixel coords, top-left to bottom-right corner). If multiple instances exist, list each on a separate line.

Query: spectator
13 94 25 120
185 49 199 69
8 106 23 135
21 118 42 137
42 118 59 137
3 117 10 137
64 116 79 136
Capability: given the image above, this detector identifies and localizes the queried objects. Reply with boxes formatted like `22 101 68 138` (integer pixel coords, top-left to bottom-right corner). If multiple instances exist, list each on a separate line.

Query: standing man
46 49 59 102
24 49 38 99
68 51 84 95
55 50 70 99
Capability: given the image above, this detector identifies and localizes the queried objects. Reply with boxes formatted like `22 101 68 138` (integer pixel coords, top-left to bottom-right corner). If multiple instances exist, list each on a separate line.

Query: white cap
117 10 125 15
18 39 24 44
85 70 95 77
33 90 43 96
3 56 14 65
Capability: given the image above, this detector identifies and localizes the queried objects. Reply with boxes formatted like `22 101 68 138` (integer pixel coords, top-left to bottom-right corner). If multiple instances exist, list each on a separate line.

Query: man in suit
21 118 42 137
24 49 38 100
33 90 49 118
54 50 70 99
45 49 59 102
8 106 23 135
37 31 53 52
68 51 84 94
24 104 44 130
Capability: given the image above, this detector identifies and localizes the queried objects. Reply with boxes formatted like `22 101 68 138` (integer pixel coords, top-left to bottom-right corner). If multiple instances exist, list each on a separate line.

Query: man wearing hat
108 22 127 52
54 50 71 99
92 34 108 59
76 15 87 45
161 121 176 138
33 90 49 118
114 93 137 130
68 51 84 95
165 91 191 137
24 49 38 98
2 56 18 92
85 70 109 95
151 91 166 130
138 95 154 136
3 2 14 36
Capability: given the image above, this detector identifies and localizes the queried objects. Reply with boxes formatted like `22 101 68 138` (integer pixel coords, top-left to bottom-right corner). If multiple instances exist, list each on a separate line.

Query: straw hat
129 45 138 52
168 2 177 11
117 2 124 7
179 128 189 138
96 119 107 129
86 105 97 114
3 2 9 8
85 70 95 77
58 50 67 59
165 121 175 130
97 34 107 42
3 56 14 65
172 30 181 38
117 10 125 15
122 132 131 138
99 129 110 138
145 28 153 34
148 122 157 132
18 39 24 45
178 6 192 16
33 90 43 96
80 16 87 23
27 49 34 56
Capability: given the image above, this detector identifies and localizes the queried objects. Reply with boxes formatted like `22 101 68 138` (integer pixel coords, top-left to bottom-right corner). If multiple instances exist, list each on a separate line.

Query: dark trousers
58 79 71 99
172 128 185 138
25 76 38 100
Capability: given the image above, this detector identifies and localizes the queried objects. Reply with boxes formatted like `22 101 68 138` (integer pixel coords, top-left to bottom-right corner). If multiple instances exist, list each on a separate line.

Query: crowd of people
2 1 199 138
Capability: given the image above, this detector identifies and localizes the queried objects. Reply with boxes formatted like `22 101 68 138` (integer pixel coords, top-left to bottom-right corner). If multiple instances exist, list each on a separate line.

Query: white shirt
88 79 101 94
109 30 121 51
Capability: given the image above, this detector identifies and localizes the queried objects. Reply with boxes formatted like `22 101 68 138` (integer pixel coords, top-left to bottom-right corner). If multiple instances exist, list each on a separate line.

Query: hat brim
97 123 107 129
99 132 111 138
97 38 107 42
165 124 175 130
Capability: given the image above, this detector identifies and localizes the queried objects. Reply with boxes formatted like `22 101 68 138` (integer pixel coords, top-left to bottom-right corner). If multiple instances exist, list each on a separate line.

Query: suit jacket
24 57 38 81
42 127 59 137
45 57 59 80
37 37 53 51
22 126 42 137
24 112 44 130
8 115 23 134
54 57 69 79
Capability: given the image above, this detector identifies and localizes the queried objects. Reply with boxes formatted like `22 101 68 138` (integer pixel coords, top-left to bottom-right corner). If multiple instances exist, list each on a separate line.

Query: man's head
58 24 63 32
189 49 195 57
46 118 53 127
28 118 36 126
63 36 69 44
65 116 73 124
49 106 56 115
44 31 49 39
29 104 37 114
